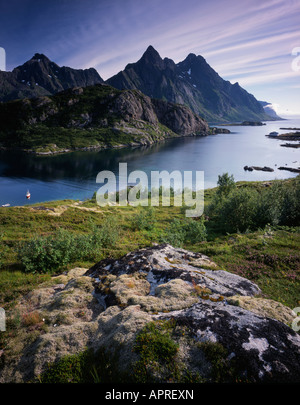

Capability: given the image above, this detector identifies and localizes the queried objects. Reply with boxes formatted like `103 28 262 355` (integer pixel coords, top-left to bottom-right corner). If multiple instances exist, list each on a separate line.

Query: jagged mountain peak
14 53 56 72
185 52 197 61
30 53 50 61
180 53 206 66
139 45 163 65
144 45 160 55
178 53 211 75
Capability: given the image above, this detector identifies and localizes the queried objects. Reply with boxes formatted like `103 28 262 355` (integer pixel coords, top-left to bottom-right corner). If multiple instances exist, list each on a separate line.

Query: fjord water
0 119 299 207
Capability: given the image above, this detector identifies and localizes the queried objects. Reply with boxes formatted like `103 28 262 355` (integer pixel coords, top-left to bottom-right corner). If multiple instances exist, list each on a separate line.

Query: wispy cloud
61 0 300 114
237 71 299 86
1 0 299 113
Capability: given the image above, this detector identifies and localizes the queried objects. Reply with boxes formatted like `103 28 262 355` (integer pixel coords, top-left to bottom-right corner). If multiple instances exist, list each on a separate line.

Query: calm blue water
0 119 299 207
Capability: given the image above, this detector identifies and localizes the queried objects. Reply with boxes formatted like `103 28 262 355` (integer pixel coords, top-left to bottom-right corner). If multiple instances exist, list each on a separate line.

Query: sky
0 0 299 117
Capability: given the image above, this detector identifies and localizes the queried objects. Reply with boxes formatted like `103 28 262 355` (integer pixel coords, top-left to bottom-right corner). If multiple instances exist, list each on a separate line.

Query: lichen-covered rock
157 300 300 382
0 268 103 382
87 243 261 300
1 244 300 383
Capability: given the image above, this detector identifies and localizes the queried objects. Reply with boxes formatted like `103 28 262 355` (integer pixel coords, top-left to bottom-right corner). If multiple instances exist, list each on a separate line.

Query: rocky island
244 166 274 172
266 131 300 141
241 121 266 126
280 143 300 148
265 131 300 149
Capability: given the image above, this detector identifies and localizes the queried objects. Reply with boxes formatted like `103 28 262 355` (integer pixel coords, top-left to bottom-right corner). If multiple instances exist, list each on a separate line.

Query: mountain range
107 46 273 122
0 47 278 123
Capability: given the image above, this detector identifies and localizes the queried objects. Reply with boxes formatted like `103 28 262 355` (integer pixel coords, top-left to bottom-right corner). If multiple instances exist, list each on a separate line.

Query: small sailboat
26 190 31 200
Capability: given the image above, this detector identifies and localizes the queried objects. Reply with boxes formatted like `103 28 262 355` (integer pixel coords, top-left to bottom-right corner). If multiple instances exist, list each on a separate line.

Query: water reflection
0 119 299 206
0 140 176 182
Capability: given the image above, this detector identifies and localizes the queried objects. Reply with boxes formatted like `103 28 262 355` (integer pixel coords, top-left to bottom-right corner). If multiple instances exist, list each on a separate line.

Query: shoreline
1 119 299 207
0 127 228 156
1 176 298 209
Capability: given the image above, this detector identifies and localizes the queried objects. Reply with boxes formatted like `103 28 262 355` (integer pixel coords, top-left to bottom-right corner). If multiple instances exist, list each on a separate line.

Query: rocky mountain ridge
107 46 274 123
0 53 103 102
1 48 277 123
259 101 282 120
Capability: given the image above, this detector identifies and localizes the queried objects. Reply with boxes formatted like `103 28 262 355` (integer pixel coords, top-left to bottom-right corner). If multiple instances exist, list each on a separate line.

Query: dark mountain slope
0 83 209 154
0 49 278 123
0 53 103 102
107 46 274 123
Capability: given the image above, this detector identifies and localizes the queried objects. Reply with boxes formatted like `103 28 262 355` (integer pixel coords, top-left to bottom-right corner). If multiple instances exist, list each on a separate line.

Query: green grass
0 177 299 384
197 227 300 308
0 270 50 310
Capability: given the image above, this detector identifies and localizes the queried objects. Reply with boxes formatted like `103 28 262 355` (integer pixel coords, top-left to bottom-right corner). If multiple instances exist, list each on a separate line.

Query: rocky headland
0 84 209 155
241 121 266 126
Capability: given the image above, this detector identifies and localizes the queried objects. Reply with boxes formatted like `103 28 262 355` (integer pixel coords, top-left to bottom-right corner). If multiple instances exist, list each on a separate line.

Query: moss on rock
227 295 296 326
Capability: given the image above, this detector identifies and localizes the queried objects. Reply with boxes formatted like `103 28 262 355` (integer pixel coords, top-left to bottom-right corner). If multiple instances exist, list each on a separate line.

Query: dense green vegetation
0 175 299 310
208 173 300 233
0 125 136 152
18 217 119 274
0 84 120 151
0 84 181 153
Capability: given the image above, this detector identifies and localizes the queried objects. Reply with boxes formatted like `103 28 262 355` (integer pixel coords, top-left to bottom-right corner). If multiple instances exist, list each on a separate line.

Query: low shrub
18 217 119 273
162 217 207 247
132 320 180 383
279 180 300 226
207 175 300 233
131 206 156 231
18 228 76 273
38 347 127 383
94 216 119 247
216 172 236 198
213 187 258 233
